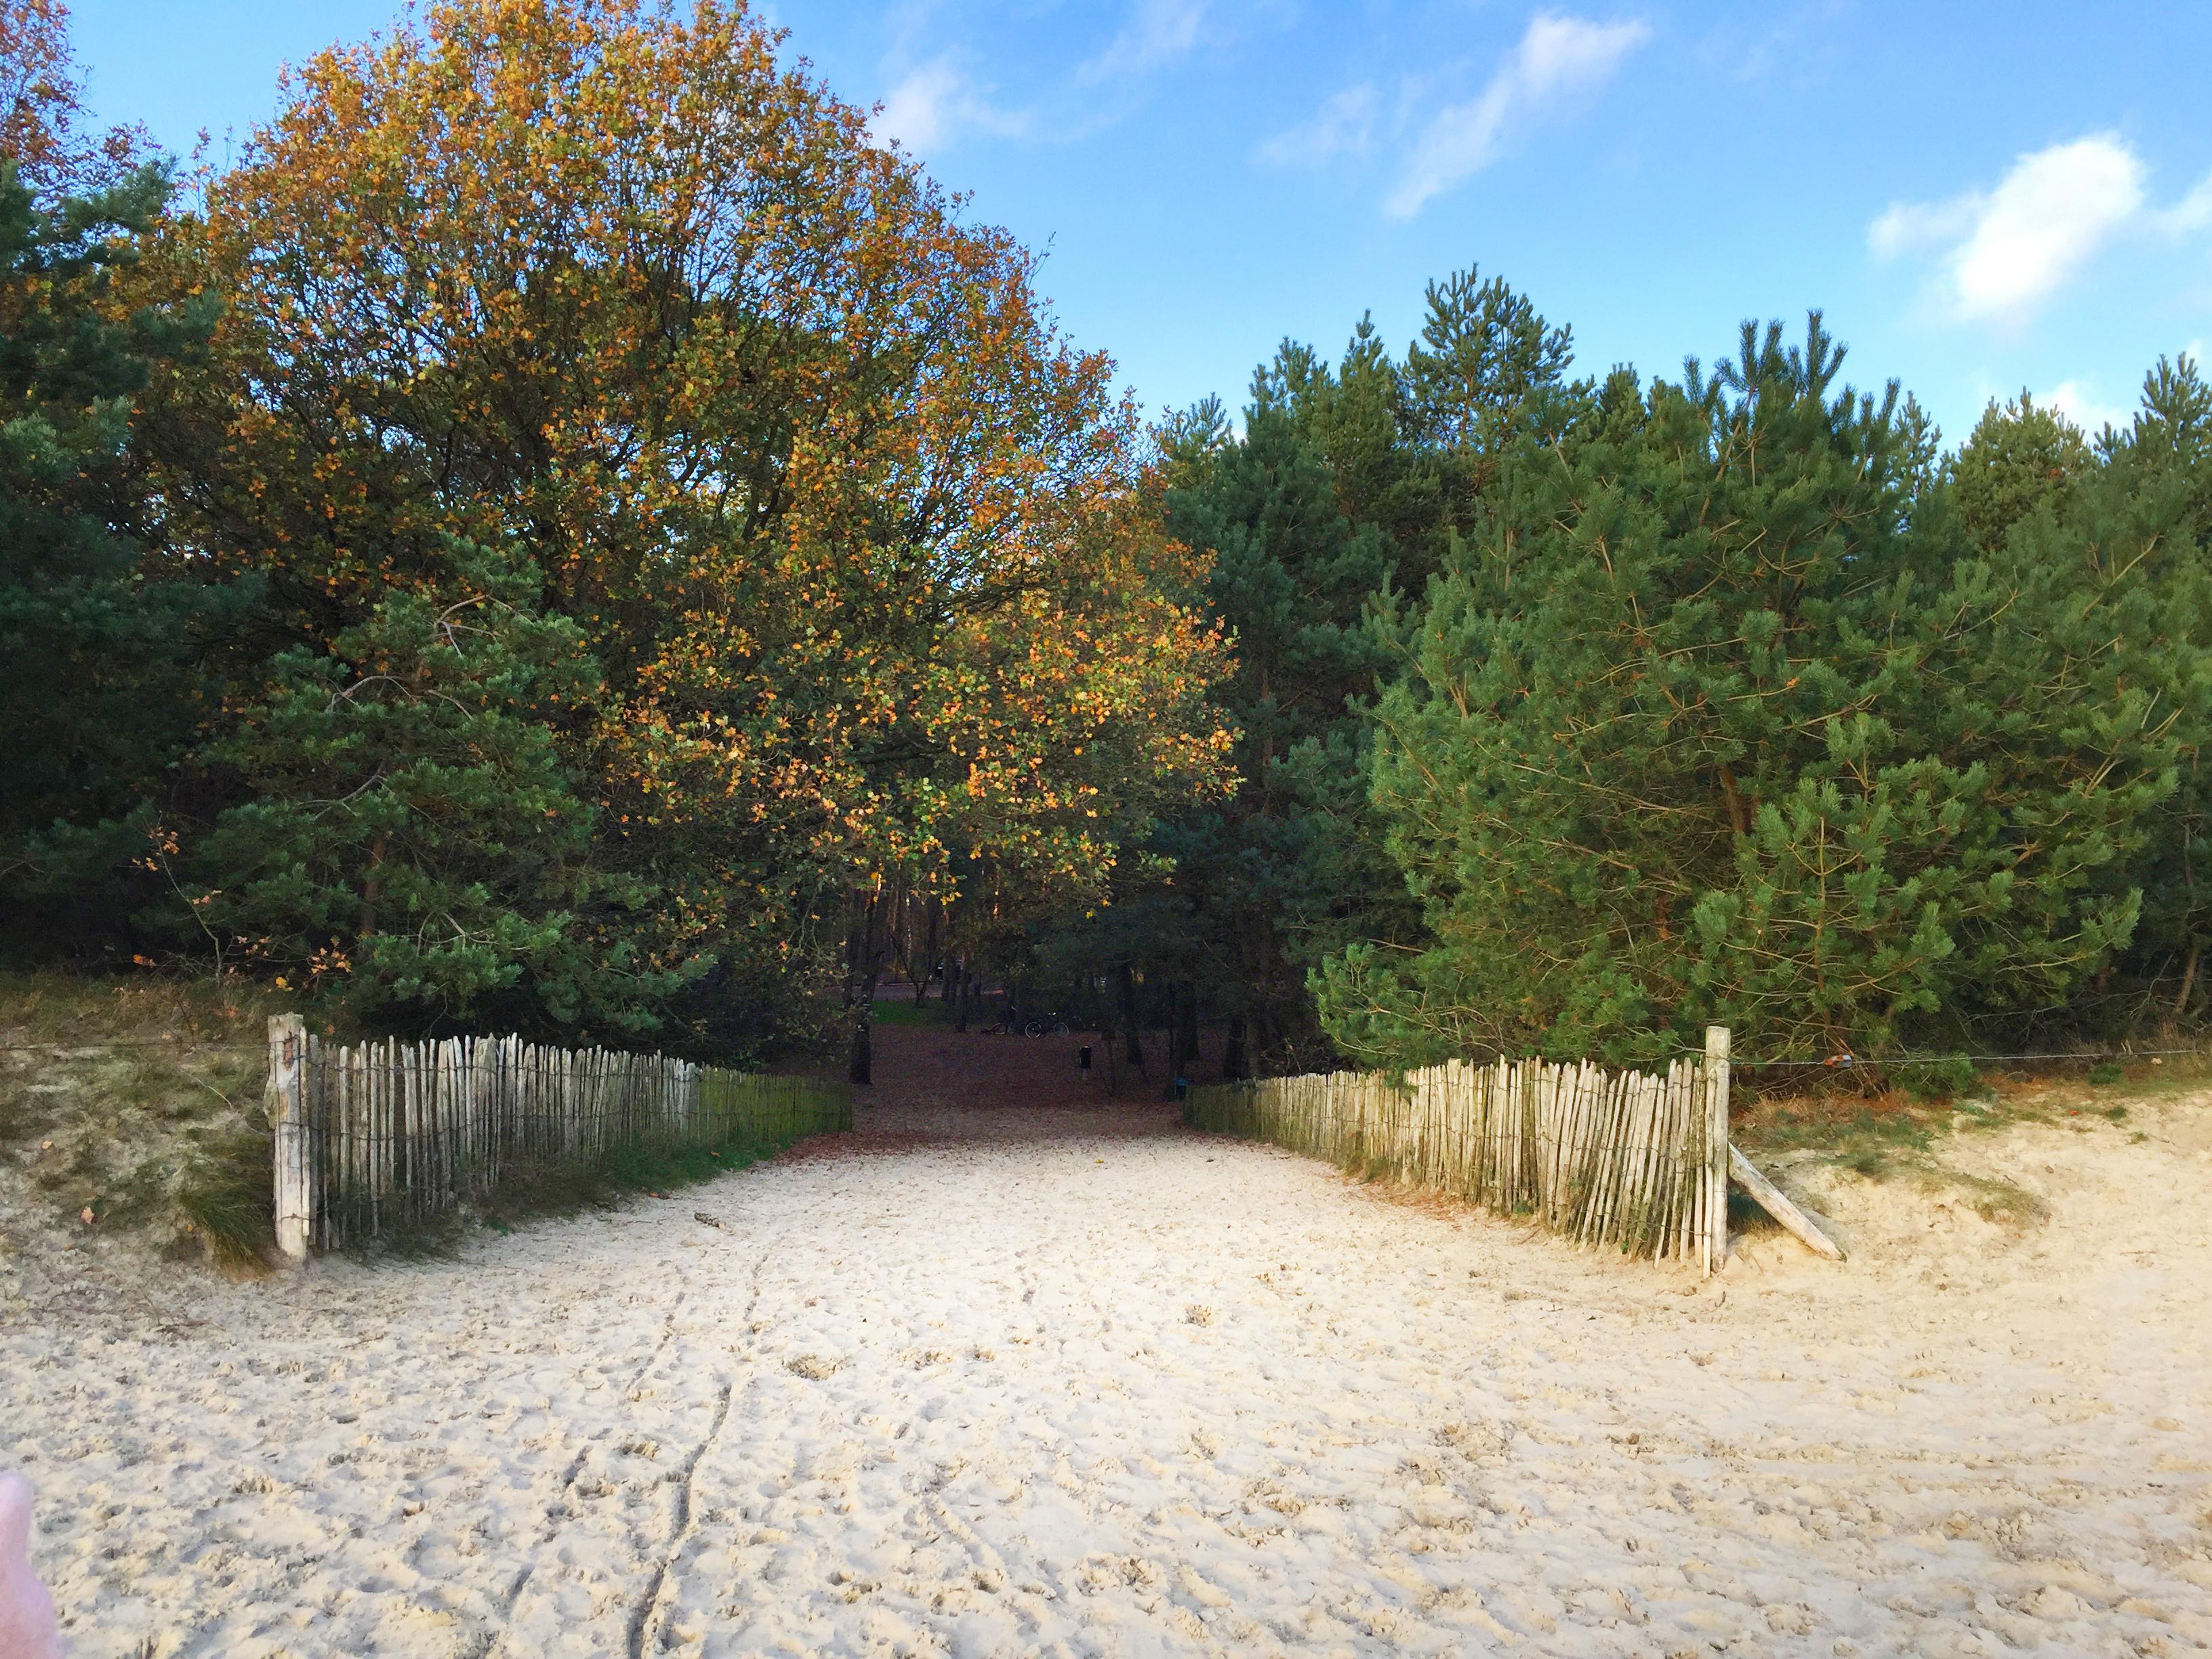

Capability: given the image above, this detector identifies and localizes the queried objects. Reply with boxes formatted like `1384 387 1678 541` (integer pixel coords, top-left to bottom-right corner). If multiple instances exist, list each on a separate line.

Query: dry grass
0 970 306 1269
1727 1061 2186 1233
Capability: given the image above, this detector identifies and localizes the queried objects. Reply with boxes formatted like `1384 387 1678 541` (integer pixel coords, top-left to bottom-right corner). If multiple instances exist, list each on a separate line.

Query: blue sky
66 1 2212 447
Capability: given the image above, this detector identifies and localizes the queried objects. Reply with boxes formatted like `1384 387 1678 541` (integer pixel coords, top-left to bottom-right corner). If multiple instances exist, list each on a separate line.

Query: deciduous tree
145 0 1229 1040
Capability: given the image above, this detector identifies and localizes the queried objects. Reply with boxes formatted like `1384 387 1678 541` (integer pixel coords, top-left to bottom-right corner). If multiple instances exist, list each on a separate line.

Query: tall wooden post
270 1013 311 1263
1703 1025 1731 1275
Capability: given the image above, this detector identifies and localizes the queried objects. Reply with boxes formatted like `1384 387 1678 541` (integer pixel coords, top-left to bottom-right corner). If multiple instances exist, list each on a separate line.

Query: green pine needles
199 541 680 1027
1319 317 2212 1067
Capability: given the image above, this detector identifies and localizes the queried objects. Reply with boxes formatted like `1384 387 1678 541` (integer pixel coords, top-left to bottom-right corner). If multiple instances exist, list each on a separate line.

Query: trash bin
1078 1045 1092 1071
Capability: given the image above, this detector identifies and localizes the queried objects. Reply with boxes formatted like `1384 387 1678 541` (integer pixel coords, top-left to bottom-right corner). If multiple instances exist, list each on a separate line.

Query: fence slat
1185 1033 1733 1268
277 1021 853 1255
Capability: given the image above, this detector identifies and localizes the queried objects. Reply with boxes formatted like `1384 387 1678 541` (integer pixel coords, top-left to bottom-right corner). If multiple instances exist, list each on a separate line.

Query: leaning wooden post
270 1013 312 1263
1703 1025 1731 1275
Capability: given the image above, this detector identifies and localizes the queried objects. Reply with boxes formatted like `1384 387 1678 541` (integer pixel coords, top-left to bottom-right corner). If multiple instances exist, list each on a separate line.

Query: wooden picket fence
265 1015 851 1257
1185 1027 1733 1270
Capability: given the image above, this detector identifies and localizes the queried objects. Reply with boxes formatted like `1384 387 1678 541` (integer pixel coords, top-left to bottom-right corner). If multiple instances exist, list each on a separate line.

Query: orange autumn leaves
157 0 1233 989
0 0 148 192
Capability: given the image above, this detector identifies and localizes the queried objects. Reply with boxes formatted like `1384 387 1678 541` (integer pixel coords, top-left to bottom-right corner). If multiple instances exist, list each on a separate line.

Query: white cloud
2158 169 2212 237
1867 194 1980 259
1385 14 1651 219
873 56 1027 153
1869 135 2147 323
1255 83 1377 167
1957 139 2143 320
2036 380 2133 435
1081 0 1209 84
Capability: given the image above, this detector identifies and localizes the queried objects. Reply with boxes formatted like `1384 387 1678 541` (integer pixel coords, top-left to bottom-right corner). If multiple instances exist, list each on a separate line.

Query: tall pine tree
1322 317 2203 1064
0 39 246 954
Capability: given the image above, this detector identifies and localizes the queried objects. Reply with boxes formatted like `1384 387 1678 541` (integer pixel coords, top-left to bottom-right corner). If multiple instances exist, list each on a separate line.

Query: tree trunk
1716 762 1753 838
1223 1015 1248 1081
1175 981 1200 1070
360 827 389 941
1250 1007 1275 1077
916 900 940 1005
1118 964 1146 1071
845 890 886 1086
848 1005 873 1086
1160 980 1189 1098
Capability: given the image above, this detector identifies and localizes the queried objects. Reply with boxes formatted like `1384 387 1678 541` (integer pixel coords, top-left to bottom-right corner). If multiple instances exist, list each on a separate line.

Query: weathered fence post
1703 1025 1731 1275
269 1013 312 1263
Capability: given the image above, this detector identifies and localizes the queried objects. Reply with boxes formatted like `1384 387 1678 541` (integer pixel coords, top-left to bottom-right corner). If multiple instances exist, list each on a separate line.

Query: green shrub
1902 1056 1980 1101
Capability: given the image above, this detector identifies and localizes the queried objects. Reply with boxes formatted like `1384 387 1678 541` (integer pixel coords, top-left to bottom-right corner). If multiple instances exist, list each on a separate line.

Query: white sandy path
5 1097 2212 1658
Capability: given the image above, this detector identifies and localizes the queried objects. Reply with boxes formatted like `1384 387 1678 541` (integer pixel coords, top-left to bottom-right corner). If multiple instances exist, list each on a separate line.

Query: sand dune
4 1067 2211 1656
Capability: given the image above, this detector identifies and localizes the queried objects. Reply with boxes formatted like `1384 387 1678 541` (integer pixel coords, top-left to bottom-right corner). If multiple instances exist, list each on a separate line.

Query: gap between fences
263 1015 851 1258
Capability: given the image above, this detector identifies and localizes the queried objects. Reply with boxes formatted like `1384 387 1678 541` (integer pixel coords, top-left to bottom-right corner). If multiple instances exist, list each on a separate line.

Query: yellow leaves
171 0 1238 969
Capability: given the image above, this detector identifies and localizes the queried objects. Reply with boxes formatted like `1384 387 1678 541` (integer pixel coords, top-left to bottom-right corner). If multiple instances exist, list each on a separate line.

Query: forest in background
5 0 2210 1083
1100 302 2212 1082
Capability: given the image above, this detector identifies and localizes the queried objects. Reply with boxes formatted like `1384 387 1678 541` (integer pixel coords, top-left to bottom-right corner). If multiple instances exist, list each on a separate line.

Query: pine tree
193 544 668 1024
1950 390 2095 552
2100 355 2212 1012
1145 366 1403 1065
0 136 244 949
1321 316 2203 1065
1044 268 1574 1071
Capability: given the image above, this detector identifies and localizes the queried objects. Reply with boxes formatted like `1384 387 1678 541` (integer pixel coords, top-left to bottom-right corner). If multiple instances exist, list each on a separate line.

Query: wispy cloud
1080 0 1209 84
1254 82 1377 167
1870 136 2148 323
2036 379 2133 435
2158 171 2212 237
1703 0 1849 87
1385 14 1651 218
872 55 1028 153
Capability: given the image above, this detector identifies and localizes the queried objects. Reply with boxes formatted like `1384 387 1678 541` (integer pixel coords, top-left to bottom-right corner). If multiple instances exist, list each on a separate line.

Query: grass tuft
176 1128 279 1269
1938 1168 2051 1229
